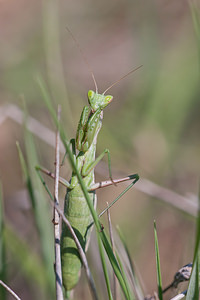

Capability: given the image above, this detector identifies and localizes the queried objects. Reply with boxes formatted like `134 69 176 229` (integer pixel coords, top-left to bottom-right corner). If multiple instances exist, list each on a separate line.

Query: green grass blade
154 221 163 300
37 77 133 299
25 134 54 283
185 5 200 299
117 227 144 300
16 142 35 209
97 234 113 300
190 0 200 81
0 183 6 300
4 224 51 296
186 188 200 300
17 140 54 289
115 251 135 300
36 76 61 133
186 258 199 300
17 130 54 292
190 2 200 44
99 230 132 300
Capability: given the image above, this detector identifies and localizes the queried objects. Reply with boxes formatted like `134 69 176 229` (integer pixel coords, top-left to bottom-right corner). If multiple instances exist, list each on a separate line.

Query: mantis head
88 90 113 112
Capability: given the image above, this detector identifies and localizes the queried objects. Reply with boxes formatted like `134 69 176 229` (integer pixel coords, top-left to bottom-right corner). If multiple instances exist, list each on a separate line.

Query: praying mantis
61 88 140 291
60 70 142 290
37 34 142 291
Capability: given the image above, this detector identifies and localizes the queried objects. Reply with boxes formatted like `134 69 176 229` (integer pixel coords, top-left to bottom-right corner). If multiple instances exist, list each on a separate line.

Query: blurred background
0 0 200 299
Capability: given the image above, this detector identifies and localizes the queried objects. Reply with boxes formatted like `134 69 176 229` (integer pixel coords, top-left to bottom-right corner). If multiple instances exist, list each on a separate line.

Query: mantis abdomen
61 170 96 291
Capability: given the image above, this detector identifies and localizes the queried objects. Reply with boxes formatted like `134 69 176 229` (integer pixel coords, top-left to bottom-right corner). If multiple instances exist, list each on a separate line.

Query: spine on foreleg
61 184 95 291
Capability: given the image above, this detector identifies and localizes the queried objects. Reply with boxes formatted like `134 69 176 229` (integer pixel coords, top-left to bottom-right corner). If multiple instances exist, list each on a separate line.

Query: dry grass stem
54 105 63 300
0 280 21 300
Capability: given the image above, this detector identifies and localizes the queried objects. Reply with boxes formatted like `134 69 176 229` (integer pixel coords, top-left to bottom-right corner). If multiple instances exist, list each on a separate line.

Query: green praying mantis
37 35 142 291
60 86 140 291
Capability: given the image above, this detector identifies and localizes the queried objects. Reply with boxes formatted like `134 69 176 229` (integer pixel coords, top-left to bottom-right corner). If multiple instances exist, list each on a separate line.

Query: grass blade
97 234 113 300
190 2 200 46
0 183 6 300
185 258 199 300
154 221 163 300
16 142 35 208
186 187 200 300
16 136 54 293
25 132 54 285
4 225 50 295
117 227 144 300
107 205 118 299
115 252 135 300
185 5 200 299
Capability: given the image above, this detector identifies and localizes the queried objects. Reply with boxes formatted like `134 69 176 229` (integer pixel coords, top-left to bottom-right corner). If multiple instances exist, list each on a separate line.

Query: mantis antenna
103 64 143 95
66 26 98 94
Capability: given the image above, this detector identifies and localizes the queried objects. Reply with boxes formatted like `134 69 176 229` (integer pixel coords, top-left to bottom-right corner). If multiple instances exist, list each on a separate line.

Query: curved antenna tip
103 65 143 95
65 26 98 94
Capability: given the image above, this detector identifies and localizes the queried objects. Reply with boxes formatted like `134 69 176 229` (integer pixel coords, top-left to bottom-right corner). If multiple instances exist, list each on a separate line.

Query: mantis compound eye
99 95 113 109
88 90 95 101
104 95 113 103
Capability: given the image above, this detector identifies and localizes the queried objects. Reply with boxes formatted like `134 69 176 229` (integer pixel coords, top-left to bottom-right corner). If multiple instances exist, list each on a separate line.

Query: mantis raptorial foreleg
81 148 113 179
61 138 76 167
62 144 113 180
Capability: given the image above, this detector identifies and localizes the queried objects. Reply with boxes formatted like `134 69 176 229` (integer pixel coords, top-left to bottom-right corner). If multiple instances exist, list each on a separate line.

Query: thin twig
0 280 21 300
54 105 63 300
53 203 99 300
106 202 118 300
